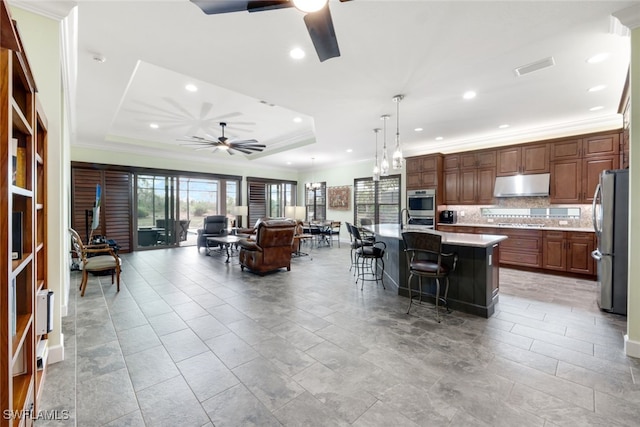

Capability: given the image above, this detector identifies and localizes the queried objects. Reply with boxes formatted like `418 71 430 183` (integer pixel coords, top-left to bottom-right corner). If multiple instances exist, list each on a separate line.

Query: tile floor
38 242 640 426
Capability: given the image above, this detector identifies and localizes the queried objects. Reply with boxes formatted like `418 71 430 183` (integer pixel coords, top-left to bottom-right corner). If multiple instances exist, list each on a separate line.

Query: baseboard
47 334 65 364
624 334 640 358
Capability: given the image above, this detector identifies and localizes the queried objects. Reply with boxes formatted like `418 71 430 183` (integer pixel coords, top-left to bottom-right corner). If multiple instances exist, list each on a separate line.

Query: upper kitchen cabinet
497 143 549 176
406 154 443 191
550 131 621 204
443 150 495 205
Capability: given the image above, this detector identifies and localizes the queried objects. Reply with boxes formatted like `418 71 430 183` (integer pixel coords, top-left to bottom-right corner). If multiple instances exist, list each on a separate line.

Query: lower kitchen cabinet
437 225 595 277
543 231 595 275
498 229 543 268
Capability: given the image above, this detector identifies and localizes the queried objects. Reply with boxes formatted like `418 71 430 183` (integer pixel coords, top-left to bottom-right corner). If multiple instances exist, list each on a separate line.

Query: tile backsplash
444 197 593 229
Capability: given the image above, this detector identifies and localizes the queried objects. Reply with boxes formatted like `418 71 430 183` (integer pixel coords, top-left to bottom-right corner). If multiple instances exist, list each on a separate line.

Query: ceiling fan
179 122 266 155
190 0 353 62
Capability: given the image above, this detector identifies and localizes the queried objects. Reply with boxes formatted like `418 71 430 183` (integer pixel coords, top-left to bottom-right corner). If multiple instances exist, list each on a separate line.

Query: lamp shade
234 206 248 216
286 206 306 220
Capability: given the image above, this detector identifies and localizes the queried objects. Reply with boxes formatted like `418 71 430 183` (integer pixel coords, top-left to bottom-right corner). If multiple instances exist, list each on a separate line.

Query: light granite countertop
437 223 594 233
368 224 508 248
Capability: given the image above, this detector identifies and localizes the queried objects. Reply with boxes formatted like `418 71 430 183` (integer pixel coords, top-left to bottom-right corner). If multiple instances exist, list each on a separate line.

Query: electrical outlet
487 218 494 223
559 220 568 225
460 211 465 217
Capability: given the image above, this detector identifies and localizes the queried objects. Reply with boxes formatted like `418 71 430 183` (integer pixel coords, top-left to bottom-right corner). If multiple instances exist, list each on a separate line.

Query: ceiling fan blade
230 146 254 155
190 0 250 14
231 144 266 152
230 139 259 144
247 1 293 13
304 4 340 62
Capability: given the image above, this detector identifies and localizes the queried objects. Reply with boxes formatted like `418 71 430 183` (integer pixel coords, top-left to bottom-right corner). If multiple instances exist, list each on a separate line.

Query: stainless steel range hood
493 173 550 197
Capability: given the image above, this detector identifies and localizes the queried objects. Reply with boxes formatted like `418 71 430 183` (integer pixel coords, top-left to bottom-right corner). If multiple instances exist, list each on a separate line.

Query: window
354 175 401 226
305 183 326 222
136 174 240 248
247 178 297 226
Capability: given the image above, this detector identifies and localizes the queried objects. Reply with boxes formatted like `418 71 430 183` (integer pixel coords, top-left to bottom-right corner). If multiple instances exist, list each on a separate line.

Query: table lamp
233 205 248 228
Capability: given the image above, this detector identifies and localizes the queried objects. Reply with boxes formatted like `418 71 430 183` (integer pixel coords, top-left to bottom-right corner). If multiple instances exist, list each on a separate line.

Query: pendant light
380 115 390 176
392 94 404 169
306 157 321 189
372 128 381 181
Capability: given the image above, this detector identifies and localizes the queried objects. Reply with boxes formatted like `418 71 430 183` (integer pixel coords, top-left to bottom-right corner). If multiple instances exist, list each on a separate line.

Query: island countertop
363 223 506 318
367 224 508 248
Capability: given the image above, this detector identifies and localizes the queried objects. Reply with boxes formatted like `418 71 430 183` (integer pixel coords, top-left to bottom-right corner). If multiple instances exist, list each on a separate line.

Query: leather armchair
238 219 296 275
197 215 228 252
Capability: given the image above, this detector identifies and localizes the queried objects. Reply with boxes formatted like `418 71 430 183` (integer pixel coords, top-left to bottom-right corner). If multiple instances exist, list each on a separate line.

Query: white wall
297 159 407 228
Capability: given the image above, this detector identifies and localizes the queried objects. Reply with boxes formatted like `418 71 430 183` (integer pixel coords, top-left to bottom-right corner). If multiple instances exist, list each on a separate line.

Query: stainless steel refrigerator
592 169 628 315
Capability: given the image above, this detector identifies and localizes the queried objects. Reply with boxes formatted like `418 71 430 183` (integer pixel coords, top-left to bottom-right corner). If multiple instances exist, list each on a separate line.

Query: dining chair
69 228 121 297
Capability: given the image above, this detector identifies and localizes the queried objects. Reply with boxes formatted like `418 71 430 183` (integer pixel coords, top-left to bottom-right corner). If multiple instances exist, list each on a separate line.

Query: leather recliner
197 215 228 253
238 219 296 275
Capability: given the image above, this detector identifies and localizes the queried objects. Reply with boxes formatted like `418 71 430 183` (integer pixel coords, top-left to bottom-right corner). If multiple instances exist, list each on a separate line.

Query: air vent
514 57 555 77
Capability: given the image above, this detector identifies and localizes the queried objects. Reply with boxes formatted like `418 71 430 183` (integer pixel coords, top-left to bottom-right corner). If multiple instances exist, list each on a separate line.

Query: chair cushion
85 255 118 270
410 259 448 275
357 246 384 257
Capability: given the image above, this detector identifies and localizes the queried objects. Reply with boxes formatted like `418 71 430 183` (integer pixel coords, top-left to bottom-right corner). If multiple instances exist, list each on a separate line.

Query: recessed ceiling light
287 161 292 165
414 127 423 132
92 54 106 63
290 48 305 59
587 53 609 64
463 91 476 100
185 84 198 92
293 117 302 123
588 85 606 92
149 123 159 129
346 149 352 153
435 136 444 141
590 106 604 111
498 124 510 129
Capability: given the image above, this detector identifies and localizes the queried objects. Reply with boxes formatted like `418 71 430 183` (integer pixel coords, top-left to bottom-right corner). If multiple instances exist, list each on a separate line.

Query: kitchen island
367 224 508 318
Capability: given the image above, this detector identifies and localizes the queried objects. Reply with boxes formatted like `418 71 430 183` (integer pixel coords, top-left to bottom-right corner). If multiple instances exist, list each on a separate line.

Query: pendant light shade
380 115 390 176
307 158 322 189
372 128 381 181
392 94 404 170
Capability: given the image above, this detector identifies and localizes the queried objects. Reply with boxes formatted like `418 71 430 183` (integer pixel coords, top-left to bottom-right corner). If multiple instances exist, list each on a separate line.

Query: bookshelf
1 1 49 425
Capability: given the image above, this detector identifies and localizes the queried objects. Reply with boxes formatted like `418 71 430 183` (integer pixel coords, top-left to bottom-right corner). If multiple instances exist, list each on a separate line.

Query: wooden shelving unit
2 1 48 424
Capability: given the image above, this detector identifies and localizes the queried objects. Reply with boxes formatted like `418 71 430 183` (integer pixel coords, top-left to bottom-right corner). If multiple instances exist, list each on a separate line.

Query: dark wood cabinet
443 150 495 205
550 131 620 204
543 231 567 271
582 156 619 203
550 159 582 203
434 225 595 277
497 143 549 176
621 129 629 169
543 231 594 275
443 169 460 204
567 232 595 275
405 154 443 192
499 228 543 268
583 133 619 157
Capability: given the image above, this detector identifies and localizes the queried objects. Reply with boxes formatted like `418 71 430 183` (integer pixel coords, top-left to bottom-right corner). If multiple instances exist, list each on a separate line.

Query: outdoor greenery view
136 175 238 231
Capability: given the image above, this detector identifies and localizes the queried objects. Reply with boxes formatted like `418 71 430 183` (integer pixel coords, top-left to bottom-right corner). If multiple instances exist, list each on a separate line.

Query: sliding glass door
136 175 179 248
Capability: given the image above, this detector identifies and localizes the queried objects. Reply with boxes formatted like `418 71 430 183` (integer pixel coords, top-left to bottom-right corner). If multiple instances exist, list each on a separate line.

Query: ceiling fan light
293 0 328 13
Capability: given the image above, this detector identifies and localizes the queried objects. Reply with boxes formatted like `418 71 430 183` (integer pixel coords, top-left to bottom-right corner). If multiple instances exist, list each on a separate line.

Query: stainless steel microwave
407 189 436 218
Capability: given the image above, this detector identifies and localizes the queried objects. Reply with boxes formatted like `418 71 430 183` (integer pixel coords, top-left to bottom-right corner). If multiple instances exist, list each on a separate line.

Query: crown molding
613 4 640 30
10 0 76 20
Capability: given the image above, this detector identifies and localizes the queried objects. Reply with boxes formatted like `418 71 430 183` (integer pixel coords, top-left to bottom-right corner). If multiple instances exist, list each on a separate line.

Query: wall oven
407 189 436 218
